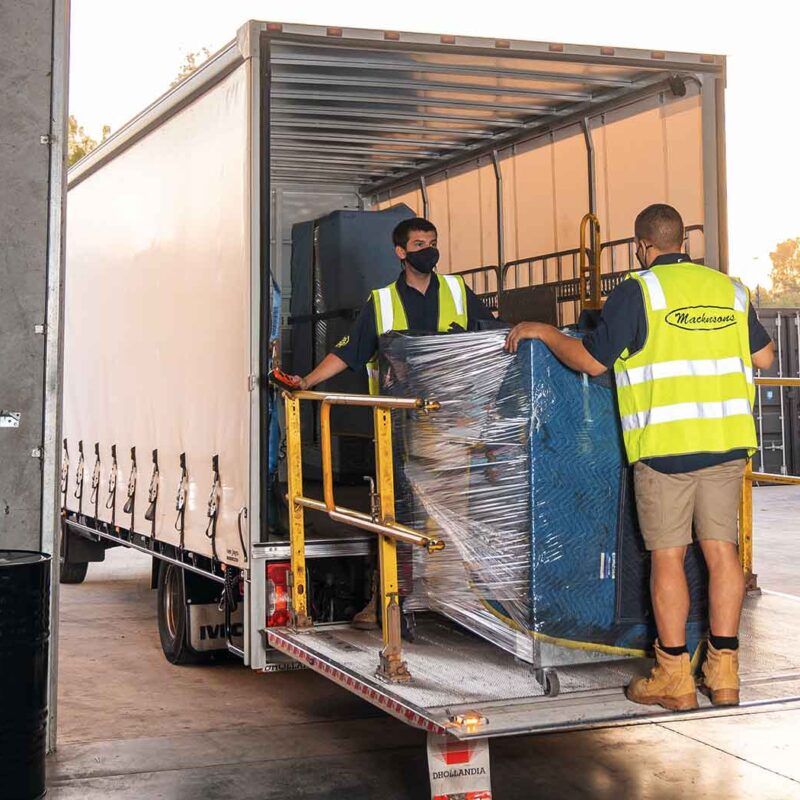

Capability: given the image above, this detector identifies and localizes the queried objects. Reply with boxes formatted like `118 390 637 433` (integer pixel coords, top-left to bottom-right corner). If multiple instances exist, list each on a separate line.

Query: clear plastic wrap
380 329 709 667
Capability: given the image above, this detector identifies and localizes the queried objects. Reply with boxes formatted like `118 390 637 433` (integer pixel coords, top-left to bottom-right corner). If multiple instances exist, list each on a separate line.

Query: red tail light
266 562 290 627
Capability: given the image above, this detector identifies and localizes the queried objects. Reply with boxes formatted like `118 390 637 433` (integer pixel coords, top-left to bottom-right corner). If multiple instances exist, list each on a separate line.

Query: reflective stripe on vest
613 262 757 463
441 274 465 319
620 398 753 434
615 356 754 389
366 272 468 394
375 286 395 333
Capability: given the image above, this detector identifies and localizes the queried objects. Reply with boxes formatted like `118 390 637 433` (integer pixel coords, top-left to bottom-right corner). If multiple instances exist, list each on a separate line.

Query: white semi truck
62 19 800 795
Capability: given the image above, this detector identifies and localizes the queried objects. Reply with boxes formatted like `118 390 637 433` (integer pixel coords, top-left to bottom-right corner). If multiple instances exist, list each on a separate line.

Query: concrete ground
48 487 800 799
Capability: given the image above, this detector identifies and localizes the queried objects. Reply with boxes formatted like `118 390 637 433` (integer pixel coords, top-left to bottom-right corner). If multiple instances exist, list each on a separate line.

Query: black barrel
0 550 51 800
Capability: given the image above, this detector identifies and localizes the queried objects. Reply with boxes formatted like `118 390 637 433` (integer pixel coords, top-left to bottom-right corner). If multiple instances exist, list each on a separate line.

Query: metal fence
461 224 705 326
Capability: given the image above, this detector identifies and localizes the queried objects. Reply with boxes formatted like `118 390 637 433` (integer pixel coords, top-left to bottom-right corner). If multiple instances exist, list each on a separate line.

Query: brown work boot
701 642 740 706
352 574 378 630
626 641 699 711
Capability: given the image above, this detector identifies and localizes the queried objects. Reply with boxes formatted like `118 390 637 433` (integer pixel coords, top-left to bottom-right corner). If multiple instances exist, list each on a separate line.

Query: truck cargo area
268 591 800 739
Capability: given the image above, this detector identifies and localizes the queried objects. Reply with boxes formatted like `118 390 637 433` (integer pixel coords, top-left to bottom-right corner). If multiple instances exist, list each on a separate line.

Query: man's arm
288 297 378 389
505 322 607 376
504 280 643 376
748 305 775 371
300 353 349 390
752 342 775 371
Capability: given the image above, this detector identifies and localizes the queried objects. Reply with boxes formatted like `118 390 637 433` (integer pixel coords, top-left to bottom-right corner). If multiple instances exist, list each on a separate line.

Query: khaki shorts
633 459 745 551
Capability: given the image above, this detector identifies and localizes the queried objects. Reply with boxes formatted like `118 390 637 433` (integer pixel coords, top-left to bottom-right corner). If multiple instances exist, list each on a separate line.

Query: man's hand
269 369 306 392
505 321 552 353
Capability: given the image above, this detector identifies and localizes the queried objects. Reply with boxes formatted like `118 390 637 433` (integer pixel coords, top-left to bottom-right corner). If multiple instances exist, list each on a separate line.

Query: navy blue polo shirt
582 254 772 473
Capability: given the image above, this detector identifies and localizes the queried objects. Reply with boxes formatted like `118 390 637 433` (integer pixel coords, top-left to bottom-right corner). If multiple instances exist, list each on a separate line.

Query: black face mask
636 241 652 269
404 246 440 274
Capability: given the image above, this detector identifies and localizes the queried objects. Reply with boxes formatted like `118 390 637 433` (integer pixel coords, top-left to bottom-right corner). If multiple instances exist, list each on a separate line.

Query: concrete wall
0 1 62 551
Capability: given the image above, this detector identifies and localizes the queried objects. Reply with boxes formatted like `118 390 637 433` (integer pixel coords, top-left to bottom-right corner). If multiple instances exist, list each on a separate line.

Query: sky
69 0 800 290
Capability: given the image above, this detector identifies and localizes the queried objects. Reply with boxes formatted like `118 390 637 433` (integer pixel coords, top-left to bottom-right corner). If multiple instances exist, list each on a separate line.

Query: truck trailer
62 19 800 796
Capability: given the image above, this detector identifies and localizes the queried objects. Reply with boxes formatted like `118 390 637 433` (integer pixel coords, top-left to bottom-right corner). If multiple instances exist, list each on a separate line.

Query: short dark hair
634 204 684 251
392 217 437 249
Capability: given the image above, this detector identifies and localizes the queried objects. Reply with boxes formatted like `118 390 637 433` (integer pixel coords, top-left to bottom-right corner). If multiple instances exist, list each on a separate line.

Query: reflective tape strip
616 357 753 388
442 274 465 318
733 281 747 312
621 398 753 433
639 270 667 311
376 287 393 333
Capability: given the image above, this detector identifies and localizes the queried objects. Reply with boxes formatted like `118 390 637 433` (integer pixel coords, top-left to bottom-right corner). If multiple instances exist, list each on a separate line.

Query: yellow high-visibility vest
614 262 757 463
366 272 468 395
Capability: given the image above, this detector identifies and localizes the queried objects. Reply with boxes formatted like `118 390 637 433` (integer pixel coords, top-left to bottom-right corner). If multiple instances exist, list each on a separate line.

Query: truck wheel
157 562 204 665
60 560 88 584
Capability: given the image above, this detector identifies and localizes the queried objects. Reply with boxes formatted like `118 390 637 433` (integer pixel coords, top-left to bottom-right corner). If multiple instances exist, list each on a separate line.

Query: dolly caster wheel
535 668 560 697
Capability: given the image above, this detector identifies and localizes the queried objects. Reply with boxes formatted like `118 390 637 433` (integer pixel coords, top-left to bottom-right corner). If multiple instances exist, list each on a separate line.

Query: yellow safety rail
282 388 444 682
739 375 800 591
579 212 602 311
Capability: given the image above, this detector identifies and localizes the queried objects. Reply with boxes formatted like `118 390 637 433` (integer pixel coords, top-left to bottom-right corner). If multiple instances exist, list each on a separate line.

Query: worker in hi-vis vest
292 217 495 393
290 216 496 629
506 204 774 712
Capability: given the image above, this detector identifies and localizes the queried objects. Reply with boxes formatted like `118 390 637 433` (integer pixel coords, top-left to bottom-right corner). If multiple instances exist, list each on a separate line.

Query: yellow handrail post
739 459 758 593
284 394 312 627
278 387 444 680
579 212 602 311
373 405 411 683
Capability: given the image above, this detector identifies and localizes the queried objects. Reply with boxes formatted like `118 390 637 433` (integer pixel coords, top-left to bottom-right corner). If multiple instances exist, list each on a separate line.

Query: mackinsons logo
665 305 737 332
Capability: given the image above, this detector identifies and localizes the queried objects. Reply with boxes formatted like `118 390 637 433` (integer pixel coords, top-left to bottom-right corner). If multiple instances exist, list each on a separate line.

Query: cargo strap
123 447 137 517
237 506 249 564
219 565 240 653
174 452 188 550
74 440 85 514
205 455 221 561
144 449 159 538
218 565 238 614
287 307 359 325
106 444 118 526
90 443 101 517
60 439 70 511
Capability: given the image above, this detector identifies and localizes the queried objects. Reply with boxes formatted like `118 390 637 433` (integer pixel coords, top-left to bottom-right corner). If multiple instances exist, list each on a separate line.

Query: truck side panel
64 63 252 566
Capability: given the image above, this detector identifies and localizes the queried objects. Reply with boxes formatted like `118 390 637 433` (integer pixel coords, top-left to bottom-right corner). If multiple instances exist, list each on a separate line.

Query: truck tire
60 560 88 584
157 562 205 665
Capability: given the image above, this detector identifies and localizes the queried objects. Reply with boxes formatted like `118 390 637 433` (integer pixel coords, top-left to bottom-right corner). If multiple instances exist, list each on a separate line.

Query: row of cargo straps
60 440 247 564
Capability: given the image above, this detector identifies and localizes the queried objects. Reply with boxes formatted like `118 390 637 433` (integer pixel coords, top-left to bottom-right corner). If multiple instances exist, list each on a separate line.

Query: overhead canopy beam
271 54 636 88
273 73 595 102
271 106 526 128
271 89 554 115
271 118 494 139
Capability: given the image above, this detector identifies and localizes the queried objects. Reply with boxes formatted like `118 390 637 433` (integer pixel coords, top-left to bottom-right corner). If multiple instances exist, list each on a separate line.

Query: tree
67 115 111 167
170 48 212 88
761 238 800 308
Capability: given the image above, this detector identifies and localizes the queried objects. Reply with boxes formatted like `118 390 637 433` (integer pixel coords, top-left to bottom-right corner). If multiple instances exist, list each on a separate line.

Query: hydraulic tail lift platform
269 387 800 797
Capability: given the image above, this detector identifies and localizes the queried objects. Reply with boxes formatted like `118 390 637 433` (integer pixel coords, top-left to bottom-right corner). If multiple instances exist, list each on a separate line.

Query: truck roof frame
69 19 725 196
